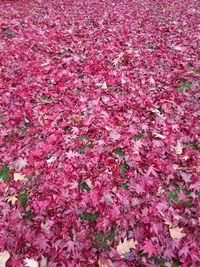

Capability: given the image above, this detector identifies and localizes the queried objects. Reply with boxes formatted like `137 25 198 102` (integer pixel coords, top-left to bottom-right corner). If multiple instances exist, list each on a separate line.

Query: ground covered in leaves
0 0 199 266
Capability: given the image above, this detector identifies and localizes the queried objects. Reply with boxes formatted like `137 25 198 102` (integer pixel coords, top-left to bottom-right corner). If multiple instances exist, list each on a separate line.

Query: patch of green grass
5 135 13 140
134 134 142 141
79 212 99 222
76 87 82 93
77 135 87 140
79 181 91 192
176 81 192 91
90 228 115 250
0 166 10 182
168 187 193 207
119 162 128 172
115 147 124 156
186 142 199 150
41 94 52 102
18 192 28 209
79 143 92 154
118 183 129 189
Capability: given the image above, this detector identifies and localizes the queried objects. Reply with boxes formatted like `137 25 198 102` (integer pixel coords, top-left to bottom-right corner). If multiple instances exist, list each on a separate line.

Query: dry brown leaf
0 250 10 267
173 141 183 155
98 258 104 267
169 227 186 239
98 258 112 267
5 194 18 204
14 172 26 181
117 237 137 257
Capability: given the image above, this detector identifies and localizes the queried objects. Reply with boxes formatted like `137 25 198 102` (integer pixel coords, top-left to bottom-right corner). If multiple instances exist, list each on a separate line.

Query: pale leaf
109 131 121 141
0 250 10 267
173 141 183 155
24 258 39 267
169 227 186 239
13 158 28 171
117 237 137 257
153 133 166 139
46 156 57 164
5 194 18 204
14 172 26 181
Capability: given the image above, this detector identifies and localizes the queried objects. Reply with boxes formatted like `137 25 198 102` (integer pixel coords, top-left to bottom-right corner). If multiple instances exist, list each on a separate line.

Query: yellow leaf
24 258 39 267
169 227 186 239
0 250 10 267
173 141 183 155
117 237 137 257
14 172 26 181
5 194 18 204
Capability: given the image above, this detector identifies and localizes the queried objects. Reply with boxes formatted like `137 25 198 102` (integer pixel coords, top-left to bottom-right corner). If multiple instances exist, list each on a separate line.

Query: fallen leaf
0 250 10 267
5 194 18 204
13 158 28 171
109 131 121 141
24 258 39 267
173 141 183 155
14 172 26 181
46 156 57 164
98 258 112 267
153 133 166 139
98 258 104 267
169 227 186 239
117 237 137 257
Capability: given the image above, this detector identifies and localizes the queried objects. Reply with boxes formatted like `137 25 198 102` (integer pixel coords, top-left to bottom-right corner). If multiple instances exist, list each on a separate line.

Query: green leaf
79 181 91 192
0 166 10 182
134 134 142 141
79 212 99 222
186 142 199 150
18 192 28 209
76 87 82 92
119 162 127 172
118 183 129 189
115 148 124 156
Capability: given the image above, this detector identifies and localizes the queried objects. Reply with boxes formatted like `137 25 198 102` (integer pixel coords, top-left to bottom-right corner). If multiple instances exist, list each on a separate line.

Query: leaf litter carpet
0 0 199 266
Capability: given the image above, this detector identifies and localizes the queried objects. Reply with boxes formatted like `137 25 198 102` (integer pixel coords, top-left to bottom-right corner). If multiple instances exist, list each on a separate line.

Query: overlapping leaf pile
0 0 199 266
